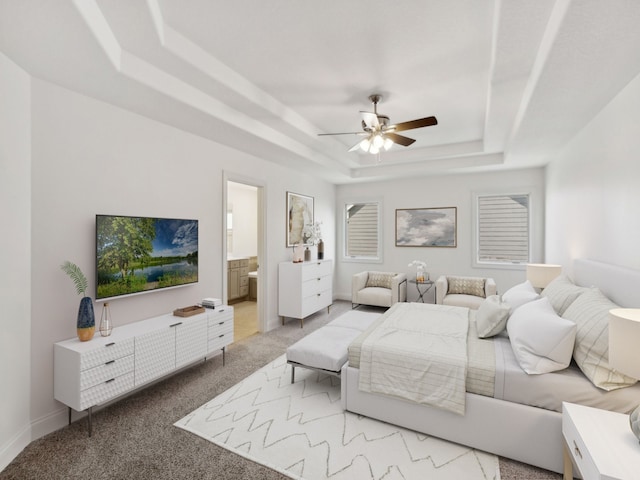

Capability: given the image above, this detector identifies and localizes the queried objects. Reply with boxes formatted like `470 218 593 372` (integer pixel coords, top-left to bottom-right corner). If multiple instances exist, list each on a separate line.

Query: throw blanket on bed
358 302 469 415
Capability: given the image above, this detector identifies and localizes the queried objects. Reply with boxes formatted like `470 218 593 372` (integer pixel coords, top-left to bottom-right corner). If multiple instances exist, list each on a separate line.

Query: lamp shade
526 263 562 289
609 308 640 379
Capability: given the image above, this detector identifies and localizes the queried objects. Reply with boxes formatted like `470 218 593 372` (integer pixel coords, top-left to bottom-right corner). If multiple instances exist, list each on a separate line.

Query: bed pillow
562 287 637 391
541 275 587 315
366 272 395 289
447 276 486 297
507 297 577 374
502 280 539 312
476 295 511 338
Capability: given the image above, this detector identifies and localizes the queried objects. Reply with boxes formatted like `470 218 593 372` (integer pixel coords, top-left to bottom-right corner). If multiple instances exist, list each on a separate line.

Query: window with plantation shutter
477 194 530 264
344 201 381 261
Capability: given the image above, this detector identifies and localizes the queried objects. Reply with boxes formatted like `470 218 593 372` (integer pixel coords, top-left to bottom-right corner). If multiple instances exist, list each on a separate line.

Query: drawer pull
219 322 225 325
105 378 115 384
317 293 321 297
573 441 582 459
105 342 115 347
317 277 321 281
218 308 225 313
170 322 182 328
219 334 225 338
105 360 115 365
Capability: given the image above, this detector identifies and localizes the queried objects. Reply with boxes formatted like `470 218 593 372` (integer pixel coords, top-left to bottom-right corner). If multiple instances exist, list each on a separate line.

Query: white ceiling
2 0 640 184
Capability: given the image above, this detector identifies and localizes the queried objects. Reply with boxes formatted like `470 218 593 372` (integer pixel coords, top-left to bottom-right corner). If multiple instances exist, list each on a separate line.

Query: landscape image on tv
96 215 198 300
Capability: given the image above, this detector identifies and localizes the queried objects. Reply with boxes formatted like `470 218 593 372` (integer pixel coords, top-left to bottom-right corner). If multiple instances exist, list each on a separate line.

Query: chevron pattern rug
175 355 500 480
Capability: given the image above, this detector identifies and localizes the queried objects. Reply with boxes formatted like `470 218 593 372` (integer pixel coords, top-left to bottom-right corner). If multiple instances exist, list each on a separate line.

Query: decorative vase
317 239 324 260
77 296 95 341
99 302 113 337
304 247 311 261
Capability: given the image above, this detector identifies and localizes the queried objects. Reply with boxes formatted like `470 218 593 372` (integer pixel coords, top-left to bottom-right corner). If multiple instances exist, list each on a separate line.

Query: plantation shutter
477 194 530 263
346 202 379 258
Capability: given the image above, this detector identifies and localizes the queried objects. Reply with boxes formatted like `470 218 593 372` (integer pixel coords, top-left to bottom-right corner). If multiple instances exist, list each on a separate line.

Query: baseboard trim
0 422 31 472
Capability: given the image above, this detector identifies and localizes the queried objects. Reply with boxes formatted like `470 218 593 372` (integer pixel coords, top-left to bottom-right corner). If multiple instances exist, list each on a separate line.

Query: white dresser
278 259 332 327
54 306 234 435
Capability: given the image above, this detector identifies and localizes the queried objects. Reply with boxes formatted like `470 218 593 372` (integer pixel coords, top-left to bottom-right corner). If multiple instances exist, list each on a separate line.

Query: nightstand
562 402 640 479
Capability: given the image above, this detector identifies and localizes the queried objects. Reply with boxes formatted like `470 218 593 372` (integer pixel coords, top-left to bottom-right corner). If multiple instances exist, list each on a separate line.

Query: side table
409 279 434 303
562 401 640 480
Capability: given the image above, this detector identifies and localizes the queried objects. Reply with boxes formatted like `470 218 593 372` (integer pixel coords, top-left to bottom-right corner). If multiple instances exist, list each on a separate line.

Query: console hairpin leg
87 407 93 437
222 346 226 366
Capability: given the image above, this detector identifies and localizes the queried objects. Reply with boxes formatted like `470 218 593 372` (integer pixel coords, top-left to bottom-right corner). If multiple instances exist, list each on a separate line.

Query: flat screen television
96 214 198 301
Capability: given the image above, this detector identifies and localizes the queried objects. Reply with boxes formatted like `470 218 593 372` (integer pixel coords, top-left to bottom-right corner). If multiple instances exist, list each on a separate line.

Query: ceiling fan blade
388 116 437 132
360 111 380 130
385 132 416 147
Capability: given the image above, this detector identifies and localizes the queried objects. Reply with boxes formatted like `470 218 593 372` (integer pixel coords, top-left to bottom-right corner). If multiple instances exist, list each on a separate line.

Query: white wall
546 72 640 274
335 168 546 301
24 79 335 442
0 53 32 470
227 181 257 257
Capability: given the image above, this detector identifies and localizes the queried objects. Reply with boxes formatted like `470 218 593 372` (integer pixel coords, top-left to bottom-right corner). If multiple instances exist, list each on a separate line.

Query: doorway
224 176 265 341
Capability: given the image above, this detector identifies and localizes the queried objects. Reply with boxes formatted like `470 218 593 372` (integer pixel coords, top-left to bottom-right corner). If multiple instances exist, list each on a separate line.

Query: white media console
54 306 234 435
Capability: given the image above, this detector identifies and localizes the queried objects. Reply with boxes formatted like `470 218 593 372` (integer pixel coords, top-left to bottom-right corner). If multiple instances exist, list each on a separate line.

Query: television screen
96 215 198 300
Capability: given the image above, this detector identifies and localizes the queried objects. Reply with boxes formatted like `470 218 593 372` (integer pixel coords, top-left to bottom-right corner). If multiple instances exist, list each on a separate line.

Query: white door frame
222 171 267 333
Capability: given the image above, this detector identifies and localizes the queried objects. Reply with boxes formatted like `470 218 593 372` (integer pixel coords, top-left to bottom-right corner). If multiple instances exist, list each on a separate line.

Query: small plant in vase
408 260 428 283
61 260 95 341
302 221 323 260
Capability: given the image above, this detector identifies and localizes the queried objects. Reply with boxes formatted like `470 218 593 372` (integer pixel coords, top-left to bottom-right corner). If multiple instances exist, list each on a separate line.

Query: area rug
175 355 500 480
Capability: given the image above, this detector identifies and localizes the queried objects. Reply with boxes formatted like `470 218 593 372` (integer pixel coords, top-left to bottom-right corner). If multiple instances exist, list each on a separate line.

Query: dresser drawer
301 275 331 297
79 372 134 411
208 331 234 353
208 318 234 340
301 289 332 318
301 261 332 281
80 354 134 391
562 408 599 480
79 337 134 371
208 306 234 322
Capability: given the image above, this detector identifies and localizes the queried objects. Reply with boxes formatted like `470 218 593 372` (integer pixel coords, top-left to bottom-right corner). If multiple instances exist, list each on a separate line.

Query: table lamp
526 264 562 290
609 308 640 442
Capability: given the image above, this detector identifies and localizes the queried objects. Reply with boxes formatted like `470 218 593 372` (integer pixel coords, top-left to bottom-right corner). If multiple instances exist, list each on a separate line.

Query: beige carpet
1 301 562 479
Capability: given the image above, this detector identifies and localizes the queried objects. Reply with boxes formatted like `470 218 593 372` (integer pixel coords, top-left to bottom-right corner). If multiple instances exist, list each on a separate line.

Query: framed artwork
395 207 457 247
286 191 314 247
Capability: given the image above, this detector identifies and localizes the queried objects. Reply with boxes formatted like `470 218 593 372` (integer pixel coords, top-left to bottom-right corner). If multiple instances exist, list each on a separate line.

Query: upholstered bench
286 310 381 383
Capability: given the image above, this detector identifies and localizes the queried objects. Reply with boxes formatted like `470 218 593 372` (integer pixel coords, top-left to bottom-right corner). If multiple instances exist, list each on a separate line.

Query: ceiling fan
318 94 438 154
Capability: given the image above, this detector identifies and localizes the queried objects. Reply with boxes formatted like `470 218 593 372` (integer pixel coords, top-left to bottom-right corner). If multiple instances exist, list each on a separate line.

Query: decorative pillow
507 297 577 374
476 295 511 338
501 280 539 312
562 288 637 391
541 275 587 315
447 276 486 297
366 272 395 289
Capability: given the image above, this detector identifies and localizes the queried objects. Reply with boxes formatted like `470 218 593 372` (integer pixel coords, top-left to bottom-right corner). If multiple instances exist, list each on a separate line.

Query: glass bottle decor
416 265 426 283
304 246 311 261
99 302 113 337
317 239 324 260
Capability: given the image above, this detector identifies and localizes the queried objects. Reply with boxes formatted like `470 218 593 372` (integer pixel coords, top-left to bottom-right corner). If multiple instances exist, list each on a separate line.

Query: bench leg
291 365 295 384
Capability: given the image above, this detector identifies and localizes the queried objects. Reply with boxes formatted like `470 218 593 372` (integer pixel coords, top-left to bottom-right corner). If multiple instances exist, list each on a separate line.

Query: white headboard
573 259 640 308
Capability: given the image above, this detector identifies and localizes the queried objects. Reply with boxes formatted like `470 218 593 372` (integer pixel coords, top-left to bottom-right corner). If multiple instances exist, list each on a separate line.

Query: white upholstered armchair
435 275 497 310
352 271 407 309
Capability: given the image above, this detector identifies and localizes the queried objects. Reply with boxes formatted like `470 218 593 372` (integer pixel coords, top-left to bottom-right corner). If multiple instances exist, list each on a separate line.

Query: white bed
340 259 640 474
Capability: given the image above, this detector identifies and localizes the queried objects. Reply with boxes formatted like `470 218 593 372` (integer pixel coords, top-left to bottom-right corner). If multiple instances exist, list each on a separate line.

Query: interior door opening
226 180 263 341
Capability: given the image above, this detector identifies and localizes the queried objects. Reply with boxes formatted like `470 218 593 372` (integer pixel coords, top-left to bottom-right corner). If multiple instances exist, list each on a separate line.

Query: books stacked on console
202 298 222 309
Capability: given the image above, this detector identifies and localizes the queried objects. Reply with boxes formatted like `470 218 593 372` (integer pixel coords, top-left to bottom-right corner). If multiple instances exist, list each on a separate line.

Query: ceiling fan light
369 144 380 155
383 138 393 150
359 138 371 152
372 134 384 149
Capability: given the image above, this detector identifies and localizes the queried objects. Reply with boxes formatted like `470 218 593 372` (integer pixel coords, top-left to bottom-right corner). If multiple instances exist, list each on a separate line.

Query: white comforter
358 302 469 415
